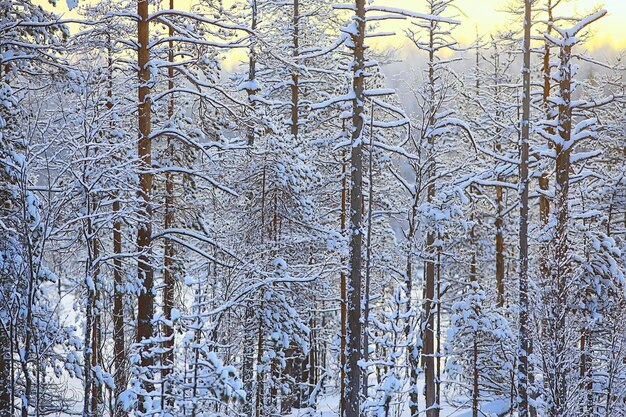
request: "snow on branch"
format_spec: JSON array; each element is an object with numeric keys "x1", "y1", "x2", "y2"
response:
[
  {"x1": 332, "y1": 4, "x2": 460, "y2": 25},
  {"x1": 546, "y1": 9, "x2": 607, "y2": 46},
  {"x1": 310, "y1": 92, "x2": 356, "y2": 110},
  {"x1": 152, "y1": 228, "x2": 239, "y2": 261},
  {"x1": 364, "y1": 6, "x2": 460, "y2": 25},
  {"x1": 148, "y1": 9, "x2": 253, "y2": 33},
  {"x1": 152, "y1": 167, "x2": 237, "y2": 196}
]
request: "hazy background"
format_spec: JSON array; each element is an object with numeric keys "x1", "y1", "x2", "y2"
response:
[
  {"x1": 36, "y1": 0, "x2": 626, "y2": 111},
  {"x1": 38, "y1": 0, "x2": 626, "y2": 51}
]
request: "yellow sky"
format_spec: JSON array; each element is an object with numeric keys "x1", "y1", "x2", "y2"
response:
[
  {"x1": 452, "y1": 0, "x2": 626, "y2": 50},
  {"x1": 37, "y1": 0, "x2": 626, "y2": 52},
  {"x1": 379, "y1": 0, "x2": 626, "y2": 51}
]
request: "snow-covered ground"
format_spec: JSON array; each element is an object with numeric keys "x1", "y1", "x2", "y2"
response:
[
  {"x1": 286, "y1": 376, "x2": 510, "y2": 417},
  {"x1": 288, "y1": 393, "x2": 509, "y2": 417}
]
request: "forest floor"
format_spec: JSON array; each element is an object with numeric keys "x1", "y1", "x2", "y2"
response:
[{"x1": 287, "y1": 377, "x2": 510, "y2": 417}]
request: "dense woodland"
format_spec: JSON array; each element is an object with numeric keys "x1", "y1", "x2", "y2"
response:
[{"x1": 1, "y1": 0, "x2": 625, "y2": 416}]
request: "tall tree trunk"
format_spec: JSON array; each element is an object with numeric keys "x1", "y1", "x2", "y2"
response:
[
  {"x1": 579, "y1": 329, "x2": 592, "y2": 416},
  {"x1": 255, "y1": 312, "x2": 264, "y2": 417},
  {"x1": 345, "y1": 1, "x2": 365, "y2": 416},
  {"x1": 136, "y1": 0, "x2": 155, "y2": 409},
  {"x1": 551, "y1": 40, "x2": 573, "y2": 417},
  {"x1": 83, "y1": 269, "x2": 93, "y2": 417},
  {"x1": 161, "y1": 0, "x2": 175, "y2": 408},
  {"x1": 492, "y1": 41, "x2": 506, "y2": 309},
  {"x1": 241, "y1": 307, "x2": 255, "y2": 417},
  {"x1": 472, "y1": 327, "x2": 479, "y2": 417},
  {"x1": 0, "y1": 326, "x2": 9, "y2": 417},
  {"x1": 362, "y1": 102, "x2": 375, "y2": 399},
  {"x1": 469, "y1": 221, "x2": 479, "y2": 417},
  {"x1": 536, "y1": 5, "x2": 555, "y2": 411},
  {"x1": 20, "y1": 222, "x2": 35, "y2": 417},
  {"x1": 290, "y1": 0, "x2": 299, "y2": 140},
  {"x1": 112, "y1": 195, "x2": 126, "y2": 417},
  {"x1": 91, "y1": 231, "x2": 101, "y2": 417},
  {"x1": 339, "y1": 145, "x2": 347, "y2": 417},
  {"x1": 108, "y1": 37, "x2": 127, "y2": 416},
  {"x1": 308, "y1": 317, "x2": 316, "y2": 398},
  {"x1": 254, "y1": 162, "x2": 269, "y2": 417},
  {"x1": 542, "y1": 0, "x2": 554, "y2": 116},
  {"x1": 495, "y1": 178, "x2": 505, "y2": 307},
  {"x1": 83, "y1": 157, "x2": 98, "y2": 417},
  {"x1": 435, "y1": 248, "x2": 442, "y2": 408},
  {"x1": 406, "y1": 192, "x2": 420, "y2": 417},
  {"x1": 0, "y1": 56, "x2": 13, "y2": 417},
  {"x1": 283, "y1": 13, "x2": 301, "y2": 392},
  {"x1": 518, "y1": 1, "x2": 532, "y2": 417},
  {"x1": 245, "y1": 0, "x2": 258, "y2": 146},
  {"x1": 423, "y1": 16, "x2": 438, "y2": 417}
]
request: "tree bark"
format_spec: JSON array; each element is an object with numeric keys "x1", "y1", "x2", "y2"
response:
[
  {"x1": 161, "y1": 0, "x2": 175, "y2": 408},
  {"x1": 345, "y1": 1, "x2": 366, "y2": 416},
  {"x1": 470, "y1": 224, "x2": 478, "y2": 417},
  {"x1": 423, "y1": 13, "x2": 438, "y2": 417},
  {"x1": 536, "y1": 6, "x2": 555, "y2": 412},
  {"x1": 362, "y1": 102, "x2": 375, "y2": 399},
  {"x1": 112, "y1": 196, "x2": 126, "y2": 417},
  {"x1": 550, "y1": 40, "x2": 573, "y2": 417},
  {"x1": 340, "y1": 146, "x2": 347, "y2": 417},
  {"x1": 0, "y1": 326, "x2": 9, "y2": 417},
  {"x1": 136, "y1": 0, "x2": 154, "y2": 409},
  {"x1": 405, "y1": 178, "x2": 420, "y2": 417},
  {"x1": 108, "y1": 37, "x2": 127, "y2": 416},
  {"x1": 245, "y1": 0, "x2": 258, "y2": 146},
  {"x1": 517, "y1": 1, "x2": 532, "y2": 416},
  {"x1": 495, "y1": 180, "x2": 505, "y2": 307},
  {"x1": 241, "y1": 307, "x2": 254, "y2": 417},
  {"x1": 290, "y1": 0, "x2": 299, "y2": 140},
  {"x1": 255, "y1": 312, "x2": 264, "y2": 417},
  {"x1": 91, "y1": 230, "x2": 101, "y2": 417}
]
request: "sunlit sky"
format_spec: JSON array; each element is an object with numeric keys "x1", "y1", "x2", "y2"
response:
[{"x1": 37, "y1": 0, "x2": 626, "y2": 55}]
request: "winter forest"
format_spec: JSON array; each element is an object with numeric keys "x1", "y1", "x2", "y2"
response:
[{"x1": 2, "y1": 0, "x2": 626, "y2": 416}]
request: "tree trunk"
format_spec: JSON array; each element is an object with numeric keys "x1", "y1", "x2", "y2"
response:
[
  {"x1": 492, "y1": 41, "x2": 506, "y2": 309},
  {"x1": 290, "y1": 0, "x2": 299, "y2": 140},
  {"x1": 551, "y1": 41, "x2": 573, "y2": 417},
  {"x1": 406, "y1": 192, "x2": 420, "y2": 417},
  {"x1": 83, "y1": 274, "x2": 93, "y2": 417},
  {"x1": 83, "y1": 166, "x2": 98, "y2": 417},
  {"x1": 470, "y1": 224, "x2": 478, "y2": 417},
  {"x1": 241, "y1": 307, "x2": 255, "y2": 417},
  {"x1": 112, "y1": 196, "x2": 126, "y2": 417},
  {"x1": 245, "y1": 0, "x2": 258, "y2": 146},
  {"x1": 105, "y1": 37, "x2": 127, "y2": 417},
  {"x1": 345, "y1": 1, "x2": 366, "y2": 416},
  {"x1": 537, "y1": 6, "x2": 554, "y2": 411},
  {"x1": 495, "y1": 181, "x2": 505, "y2": 307},
  {"x1": 340, "y1": 145, "x2": 347, "y2": 417},
  {"x1": 436, "y1": 248, "x2": 442, "y2": 408},
  {"x1": 0, "y1": 326, "x2": 10, "y2": 417},
  {"x1": 256, "y1": 313, "x2": 264, "y2": 417},
  {"x1": 161, "y1": 0, "x2": 175, "y2": 408},
  {"x1": 517, "y1": 1, "x2": 532, "y2": 416},
  {"x1": 423, "y1": 18, "x2": 438, "y2": 417},
  {"x1": 362, "y1": 102, "x2": 375, "y2": 399},
  {"x1": 472, "y1": 328, "x2": 479, "y2": 417},
  {"x1": 136, "y1": 0, "x2": 154, "y2": 409},
  {"x1": 91, "y1": 231, "x2": 101, "y2": 417},
  {"x1": 309, "y1": 317, "x2": 316, "y2": 398},
  {"x1": 579, "y1": 329, "x2": 593, "y2": 416}
]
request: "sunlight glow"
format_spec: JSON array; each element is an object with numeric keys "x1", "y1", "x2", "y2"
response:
[{"x1": 37, "y1": 0, "x2": 626, "y2": 61}]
